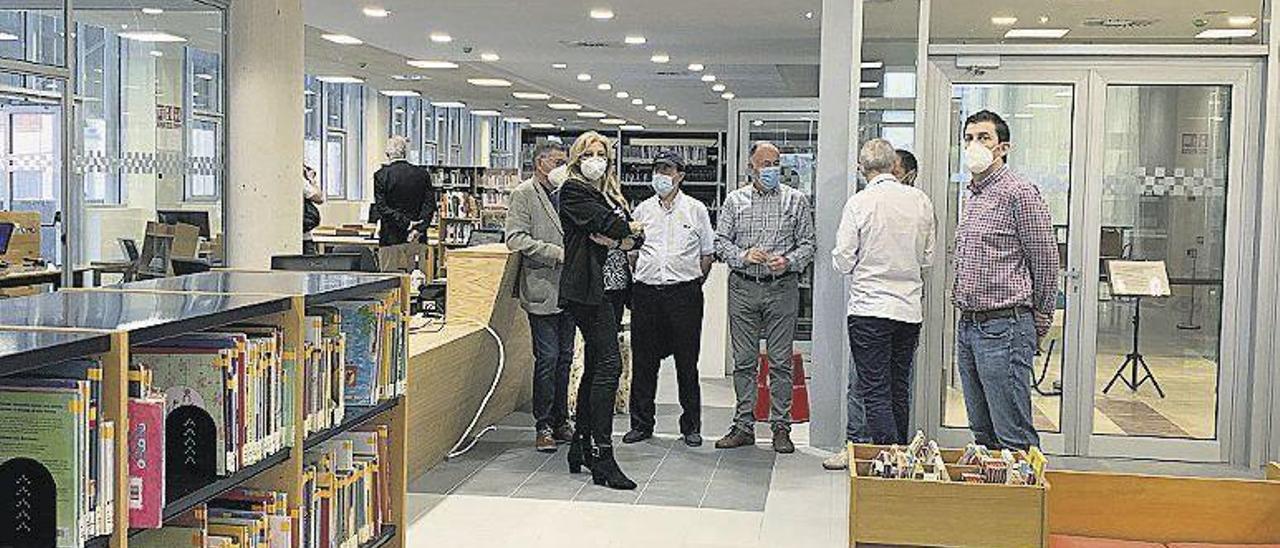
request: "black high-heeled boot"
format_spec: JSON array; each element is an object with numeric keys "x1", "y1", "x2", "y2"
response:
[
  {"x1": 567, "y1": 429, "x2": 594, "y2": 474},
  {"x1": 590, "y1": 445, "x2": 636, "y2": 490}
]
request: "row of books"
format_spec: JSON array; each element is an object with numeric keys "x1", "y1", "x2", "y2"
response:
[
  {"x1": 441, "y1": 191, "x2": 481, "y2": 221},
  {"x1": 0, "y1": 360, "x2": 115, "y2": 547},
  {"x1": 477, "y1": 168, "x2": 519, "y2": 192},
  {"x1": 130, "y1": 488, "x2": 291, "y2": 547},
  {"x1": 621, "y1": 144, "x2": 711, "y2": 166},
  {"x1": 302, "y1": 299, "x2": 408, "y2": 436},
  {"x1": 302, "y1": 426, "x2": 393, "y2": 548}
]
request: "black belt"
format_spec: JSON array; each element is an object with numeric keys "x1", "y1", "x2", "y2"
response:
[
  {"x1": 960, "y1": 306, "x2": 1031, "y2": 323},
  {"x1": 636, "y1": 279, "x2": 701, "y2": 291},
  {"x1": 731, "y1": 270, "x2": 796, "y2": 284}
]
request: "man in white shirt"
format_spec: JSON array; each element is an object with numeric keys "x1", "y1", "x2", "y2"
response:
[
  {"x1": 623, "y1": 151, "x2": 716, "y2": 448},
  {"x1": 824, "y1": 139, "x2": 936, "y2": 469}
]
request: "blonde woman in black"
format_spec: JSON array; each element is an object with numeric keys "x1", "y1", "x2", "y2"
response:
[{"x1": 557, "y1": 131, "x2": 642, "y2": 490}]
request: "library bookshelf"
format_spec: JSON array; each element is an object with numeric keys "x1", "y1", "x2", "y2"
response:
[{"x1": 0, "y1": 271, "x2": 411, "y2": 548}]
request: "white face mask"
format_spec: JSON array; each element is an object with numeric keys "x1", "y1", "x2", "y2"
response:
[
  {"x1": 581, "y1": 156, "x2": 609, "y2": 181},
  {"x1": 651, "y1": 173, "x2": 675, "y2": 197},
  {"x1": 964, "y1": 142, "x2": 996, "y2": 174},
  {"x1": 548, "y1": 165, "x2": 569, "y2": 188}
]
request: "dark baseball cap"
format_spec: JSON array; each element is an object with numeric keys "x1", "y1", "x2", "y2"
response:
[{"x1": 653, "y1": 151, "x2": 686, "y2": 171}]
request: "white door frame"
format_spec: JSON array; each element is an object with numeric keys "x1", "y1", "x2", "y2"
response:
[{"x1": 920, "y1": 55, "x2": 1262, "y2": 465}]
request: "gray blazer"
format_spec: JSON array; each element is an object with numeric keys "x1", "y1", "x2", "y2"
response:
[{"x1": 505, "y1": 178, "x2": 565, "y2": 315}]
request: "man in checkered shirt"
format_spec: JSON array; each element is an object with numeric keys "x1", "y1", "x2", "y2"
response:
[{"x1": 953, "y1": 110, "x2": 1059, "y2": 452}]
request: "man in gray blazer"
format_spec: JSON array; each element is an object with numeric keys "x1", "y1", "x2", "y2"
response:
[{"x1": 506, "y1": 141, "x2": 574, "y2": 452}]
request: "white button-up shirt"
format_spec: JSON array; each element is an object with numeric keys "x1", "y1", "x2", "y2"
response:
[
  {"x1": 633, "y1": 191, "x2": 716, "y2": 285},
  {"x1": 832, "y1": 174, "x2": 937, "y2": 323}
]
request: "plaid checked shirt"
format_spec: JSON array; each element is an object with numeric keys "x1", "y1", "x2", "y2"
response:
[
  {"x1": 952, "y1": 165, "x2": 1060, "y2": 335},
  {"x1": 715, "y1": 183, "x2": 816, "y2": 277}
]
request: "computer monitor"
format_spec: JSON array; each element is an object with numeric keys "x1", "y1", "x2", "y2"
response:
[
  {"x1": 157, "y1": 210, "x2": 212, "y2": 238},
  {"x1": 467, "y1": 228, "x2": 504, "y2": 247},
  {"x1": 0, "y1": 222, "x2": 15, "y2": 255}
]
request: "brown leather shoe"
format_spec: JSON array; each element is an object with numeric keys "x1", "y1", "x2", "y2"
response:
[
  {"x1": 536, "y1": 429, "x2": 557, "y2": 453},
  {"x1": 772, "y1": 428, "x2": 795, "y2": 454},
  {"x1": 714, "y1": 428, "x2": 755, "y2": 449},
  {"x1": 552, "y1": 424, "x2": 575, "y2": 444}
]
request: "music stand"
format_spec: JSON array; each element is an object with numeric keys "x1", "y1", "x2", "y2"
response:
[{"x1": 1102, "y1": 260, "x2": 1171, "y2": 398}]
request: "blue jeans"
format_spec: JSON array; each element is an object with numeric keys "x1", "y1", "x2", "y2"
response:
[
  {"x1": 956, "y1": 313, "x2": 1041, "y2": 451},
  {"x1": 848, "y1": 316, "x2": 921, "y2": 445},
  {"x1": 529, "y1": 311, "x2": 575, "y2": 432}
]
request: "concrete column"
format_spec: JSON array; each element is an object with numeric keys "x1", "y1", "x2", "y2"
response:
[
  {"x1": 810, "y1": 0, "x2": 863, "y2": 451},
  {"x1": 226, "y1": 0, "x2": 304, "y2": 268}
]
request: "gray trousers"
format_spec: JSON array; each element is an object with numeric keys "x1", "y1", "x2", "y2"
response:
[{"x1": 728, "y1": 273, "x2": 800, "y2": 433}]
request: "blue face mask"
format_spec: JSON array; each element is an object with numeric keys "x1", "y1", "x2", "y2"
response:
[
  {"x1": 651, "y1": 173, "x2": 675, "y2": 197},
  {"x1": 757, "y1": 166, "x2": 782, "y2": 190}
]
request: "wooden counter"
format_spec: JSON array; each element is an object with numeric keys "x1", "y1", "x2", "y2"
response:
[{"x1": 406, "y1": 243, "x2": 533, "y2": 477}]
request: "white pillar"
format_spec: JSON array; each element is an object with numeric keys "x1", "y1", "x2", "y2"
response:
[
  {"x1": 810, "y1": 0, "x2": 863, "y2": 451},
  {"x1": 226, "y1": 0, "x2": 305, "y2": 268}
]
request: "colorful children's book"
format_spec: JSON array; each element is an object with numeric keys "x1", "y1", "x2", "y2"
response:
[
  {"x1": 0, "y1": 381, "x2": 88, "y2": 548},
  {"x1": 128, "y1": 397, "x2": 166, "y2": 529}
]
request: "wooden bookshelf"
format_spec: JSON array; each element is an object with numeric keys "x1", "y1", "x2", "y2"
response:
[{"x1": 0, "y1": 272, "x2": 412, "y2": 548}]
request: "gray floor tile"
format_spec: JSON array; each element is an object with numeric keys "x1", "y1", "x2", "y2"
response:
[
  {"x1": 702, "y1": 471, "x2": 770, "y2": 512},
  {"x1": 485, "y1": 447, "x2": 555, "y2": 473},
  {"x1": 451, "y1": 469, "x2": 533, "y2": 497},
  {"x1": 573, "y1": 482, "x2": 642, "y2": 504},
  {"x1": 408, "y1": 460, "x2": 484, "y2": 494},
  {"x1": 511, "y1": 470, "x2": 589, "y2": 501},
  {"x1": 637, "y1": 479, "x2": 707, "y2": 508}
]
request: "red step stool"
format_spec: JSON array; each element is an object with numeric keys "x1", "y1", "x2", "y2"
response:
[{"x1": 753, "y1": 350, "x2": 810, "y2": 423}]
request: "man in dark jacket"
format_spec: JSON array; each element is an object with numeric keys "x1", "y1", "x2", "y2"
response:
[{"x1": 374, "y1": 136, "x2": 436, "y2": 246}]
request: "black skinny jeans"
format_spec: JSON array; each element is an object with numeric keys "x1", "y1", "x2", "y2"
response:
[{"x1": 566, "y1": 301, "x2": 624, "y2": 447}]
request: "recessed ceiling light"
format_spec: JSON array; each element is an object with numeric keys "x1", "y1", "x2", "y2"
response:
[
  {"x1": 1039, "y1": 15, "x2": 1050, "y2": 24},
  {"x1": 577, "y1": 111, "x2": 607, "y2": 118},
  {"x1": 529, "y1": 123, "x2": 556, "y2": 129},
  {"x1": 380, "y1": 90, "x2": 421, "y2": 97},
  {"x1": 407, "y1": 60, "x2": 458, "y2": 69},
  {"x1": 0, "y1": 32, "x2": 16, "y2": 41},
  {"x1": 597, "y1": 83, "x2": 613, "y2": 91},
  {"x1": 317, "y1": 76, "x2": 364, "y2": 84},
  {"x1": 432, "y1": 101, "x2": 467, "y2": 108},
  {"x1": 676, "y1": 119, "x2": 687, "y2": 125},
  {"x1": 468, "y1": 78, "x2": 512, "y2": 87},
  {"x1": 363, "y1": 6, "x2": 390, "y2": 18},
  {"x1": 991, "y1": 16, "x2": 1019, "y2": 26},
  {"x1": 1004, "y1": 28, "x2": 1070, "y2": 39},
  {"x1": 141, "y1": 7, "x2": 164, "y2": 15},
  {"x1": 1196, "y1": 28, "x2": 1257, "y2": 39},
  {"x1": 601, "y1": 118, "x2": 627, "y2": 125},
  {"x1": 687, "y1": 63, "x2": 705, "y2": 72},
  {"x1": 390, "y1": 74, "x2": 426, "y2": 81},
  {"x1": 632, "y1": 98, "x2": 644, "y2": 105},
  {"x1": 860, "y1": 61, "x2": 884, "y2": 69},
  {"x1": 615, "y1": 91, "x2": 630, "y2": 99},
  {"x1": 552, "y1": 62, "x2": 568, "y2": 69},
  {"x1": 625, "y1": 35, "x2": 647, "y2": 45},
  {"x1": 804, "y1": 11, "x2": 814, "y2": 19},
  {"x1": 118, "y1": 31, "x2": 187, "y2": 42},
  {"x1": 651, "y1": 53, "x2": 670, "y2": 63},
  {"x1": 701, "y1": 74, "x2": 717, "y2": 82},
  {"x1": 657, "y1": 110, "x2": 669, "y2": 116},
  {"x1": 577, "y1": 73, "x2": 593, "y2": 81},
  {"x1": 752, "y1": 120, "x2": 764, "y2": 127},
  {"x1": 645, "y1": 105, "x2": 657, "y2": 111},
  {"x1": 721, "y1": 92, "x2": 736, "y2": 100},
  {"x1": 1228, "y1": 15, "x2": 1258, "y2": 27},
  {"x1": 480, "y1": 52, "x2": 501, "y2": 62},
  {"x1": 322, "y1": 34, "x2": 364, "y2": 45},
  {"x1": 513, "y1": 91, "x2": 551, "y2": 100},
  {"x1": 429, "y1": 32, "x2": 453, "y2": 43},
  {"x1": 590, "y1": 8, "x2": 615, "y2": 20},
  {"x1": 859, "y1": 81, "x2": 879, "y2": 89},
  {"x1": 666, "y1": 114, "x2": 678, "y2": 121},
  {"x1": 712, "y1": 83, "x2": 726, "y2": 92},
  {"x1": 149, "y1": 50, "x2": 163, "y2": 57},
  {"x1": 619, "y1": 124, "x2": 645, "y2": 131},
  {"x1": 472, "y1": 110, "x2": 502, "y2": 117},
  {"x1": 505, "y1": 117, "x2": 530, "y2": 123},
  {"x1": 549, "y1": 103, "x2": 583, "y2": 110}
]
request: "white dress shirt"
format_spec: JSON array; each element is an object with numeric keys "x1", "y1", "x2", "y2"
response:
[
  {"x1": 633, "y1": 191, "x2": 716, "y2": 285},
  {"x1": 832, "y1": 174, "x2": 937, "y2": 323}
]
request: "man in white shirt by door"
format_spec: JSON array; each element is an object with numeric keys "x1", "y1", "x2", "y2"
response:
[
  {"x1": 623, "y1": 151, "x2": 716, "y2": 448},
  {"x1": 824, "y1": 139, "x2": 936, "y2": 470}
]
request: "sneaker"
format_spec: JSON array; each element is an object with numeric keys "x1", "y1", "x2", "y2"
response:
[
  {"x1": 683, "y1": 433, "x2": 703, "y2": 447},
  {"x1": 536, "y1": 429, "x2": 557, "y2": 453},
  {"x1": 822, "y1": 448, "x2": 849, "y2": 471},
  {"x1": 552, "y1": 424, "x2": 575, "y2": 444},
  {"x1": 622, "y1": 429, "x2": 652, "y2": 444},
  {"x1": 772, "y1": 428, "x2": 795, "y2": 454},
  {"x1": 714, "y1": 428, "x2": 755, "y2": 449}
]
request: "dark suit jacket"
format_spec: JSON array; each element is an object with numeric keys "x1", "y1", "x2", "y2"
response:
[
  {"x1": 374, "y1": 160, "x2": 437, "y2": 246},
  {"x1": 558, "y1": 178, "x2": 633, "y2": 307}
]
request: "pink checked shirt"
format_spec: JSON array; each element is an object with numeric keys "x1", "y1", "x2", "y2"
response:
[{"x1": 952, "y1": 165, "x2": 1060, "y2": 335}]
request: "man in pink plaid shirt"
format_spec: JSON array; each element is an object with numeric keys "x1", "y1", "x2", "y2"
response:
[{"x1": 953, "y1": 110, "x2": 1059, "y2": 451}]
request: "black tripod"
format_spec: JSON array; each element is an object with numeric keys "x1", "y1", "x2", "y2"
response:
[{"x1": 1103, "y1": 296, "x2": 1165, "y2": 398}]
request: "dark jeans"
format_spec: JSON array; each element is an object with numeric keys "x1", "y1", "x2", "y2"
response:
[
  {"x1": 302, "y1": 238, "x2": 318, "y2": 256},
  {"x1": 629, "y1": 281, "x2": 703, "y2": 435},
  {"x1": 605, "y1": 288, "x2": 629, "y2": 332},
  {"x1": 847, "y1": 316, "x2": 921, "y2": 445},
  {"x1": 566, "y1": 302, "x2": 623, "y2": 447},
  {"x1": 529, "y1": 311, "x2": 575, "y2": 432},
  {"x1": 956, "y1": 312, "x2": 1041, "y2": 451}
]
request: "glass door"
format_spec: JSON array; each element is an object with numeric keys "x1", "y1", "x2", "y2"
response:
[{"x1": 0, "y1": 74, "x2": 65, "y2": 268}]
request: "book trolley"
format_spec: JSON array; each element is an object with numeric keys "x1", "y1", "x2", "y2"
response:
[{"x1": 0, "y1": 271, "x2": 411, "y2": 548}]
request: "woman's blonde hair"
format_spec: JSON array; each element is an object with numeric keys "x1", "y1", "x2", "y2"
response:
[{"x1": 568, "y1": 131, "x2": 628, "y2": 212}]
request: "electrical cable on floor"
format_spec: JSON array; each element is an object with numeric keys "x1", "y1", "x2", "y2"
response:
[
  {"x1": 445, "y1": 320, "x2": 505, "y2": 460},
  {"x1": 1033, "y1": 339, "x2": 1063, "y2": 397}
]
